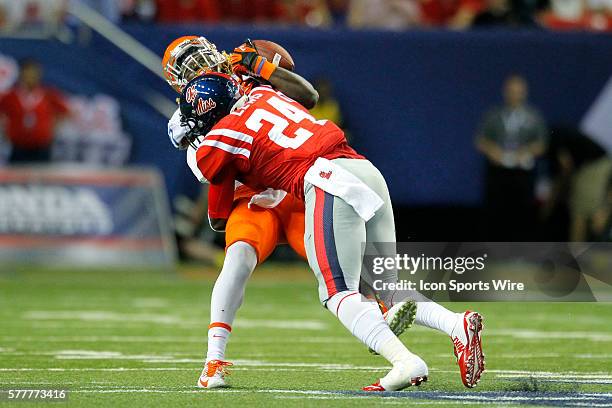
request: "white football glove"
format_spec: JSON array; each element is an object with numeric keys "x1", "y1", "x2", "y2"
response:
[
  {"x1": 168, "y1": 108, "x2": 190, "y2": 150},
  {"x1": 248, "y1": 188, "x2": 287, "y2": 209}
]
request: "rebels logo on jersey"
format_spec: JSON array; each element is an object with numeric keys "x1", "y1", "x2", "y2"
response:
[{"x1": 189, "y1": 86, "x2": 362, "y2": 198}]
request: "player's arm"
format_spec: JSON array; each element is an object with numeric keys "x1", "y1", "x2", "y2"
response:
[
  {"x1": 186, "y1": 130, "x2": 250, "y2": 229},
  {"x1": 230, "y1": 41, "x2": 319, "y2": 109},
  {"x1": 267, "y1": 68, "x2": 318, "y2": 109},
  {"x1": 207, "y1": 172, "x2": 236, "y2": 232}
]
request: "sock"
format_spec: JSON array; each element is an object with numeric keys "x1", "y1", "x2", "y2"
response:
[
  {"x1": 415, "y1": 300, "x2": 460, "y2": 337},
  {"x1": 393, "y1": 289, "x2": 460, "y2": 337},
  {"x1": 206, "y1": 323, "x2": 231, "y2": 362},
  {"x1": 326, "y1": 291, "x2": 412, "y2": 360},
  {"x1": 205, "y1": 241, "x2": 258, "y2": 362}
]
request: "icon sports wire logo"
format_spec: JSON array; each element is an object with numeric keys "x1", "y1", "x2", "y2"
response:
[{"x1": 371, "y1": 253, "x2": 487, "y2": 275}]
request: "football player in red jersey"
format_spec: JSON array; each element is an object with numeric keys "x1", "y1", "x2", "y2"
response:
[
  {"x1": 163, "y1": 36, "x2": 312, "y2": 389},
  {"x1": 163, "y1": 36, "x2": 419, "y2": 389},
  {"x1": 178, "y1": 72, "x2": 483, "y2": 391}
]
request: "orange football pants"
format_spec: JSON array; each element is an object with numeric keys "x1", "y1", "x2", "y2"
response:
[{"x1": 224, "y1": 194, "x2": 307, "y2": 263}]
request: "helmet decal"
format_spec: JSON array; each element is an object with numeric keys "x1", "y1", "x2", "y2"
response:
[
  {"x1": 196, "y1": 98, "x2": 217, "y2": 116},
  {"x1": 185, "y1": 85, "x2": 197, "y2": 104},
  {"x1": 178, "y1": 74, "x2": 242, "y2": 146}
]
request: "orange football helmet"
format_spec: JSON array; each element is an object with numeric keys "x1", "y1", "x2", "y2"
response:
[{"x1": 162, "y1": 36, "x2": 230, "y2": 93}]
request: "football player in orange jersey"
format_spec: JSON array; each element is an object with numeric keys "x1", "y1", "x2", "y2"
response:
[
  {"x1": 163, "y1": 36, "x2": 313, "y2": 389},
  {"x1": 162, "y1": 36, "x2": 418, "y2": 389}
]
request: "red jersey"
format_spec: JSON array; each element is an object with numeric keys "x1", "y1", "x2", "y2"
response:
[
  {"x1": 193, "y1": 86, "x2": 363, "y2": 204},
  {"x1": 0, "y1": 86, "x2": 68, "y2": 149}
]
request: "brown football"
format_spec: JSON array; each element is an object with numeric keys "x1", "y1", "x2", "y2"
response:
[{"x1": 252, "y1": 39, "x2": 295, "y2": 71}]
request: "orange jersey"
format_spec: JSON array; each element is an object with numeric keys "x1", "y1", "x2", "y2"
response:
[
  {"x1": 206, "y1": 172, "x2": 305, "y2": 262},
  {"x1": 225, "y1": 194, "x2": 306, "y2": 262}
]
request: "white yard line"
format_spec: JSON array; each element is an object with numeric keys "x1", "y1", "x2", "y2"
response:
[
  {"x1": 20, "y1": 311, "x2": 327, "y2": 330},
  {"x1": 1, "y1": 364, "x2": 612, "y2": 380},
  {"x1": 130, "y1": 298, "x2": 169, "y2": 308},
  {"x1": 539, "y1": 379, "x2": 612, "y2": 384},
  {"x1": 23, "y1": 311, "x2": 183, "y2": 324},
  {"x1": 0, "y1": 335, "x2": 206, "y2": 343},
  {"x1": 488, "y1": 329, "x2": 612, "y2": 342},
  {"x1": 0, "y1": 335, "x2": 347, "y2": 343}
]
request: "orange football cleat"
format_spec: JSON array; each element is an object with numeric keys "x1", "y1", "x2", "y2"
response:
[{"x1": 197, "y1": 359, "x2": 233, "y2": 389}]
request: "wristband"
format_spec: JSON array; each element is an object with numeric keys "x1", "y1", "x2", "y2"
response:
[{"x1": 252, "y1": 56, "x2": 276, "y2": 81}]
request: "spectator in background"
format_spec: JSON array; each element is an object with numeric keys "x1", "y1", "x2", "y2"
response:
[
  {"x1": 0, "y1": 59, "x2": 69, "y2": 163},
  {"x1": 74, "y1": 0, "x2": 120, "y2": 22},
  {"x1": 212, "y1": 0, "x2": 288, "y2": 23},
  {"x1": 309, "y1": 78, "x2": 347, "y2": 134},
  {"x1": 419, "y1": 0, "x2": 484, "y2": 28},
  {"x1": 0, "y1": 0, "x2": 66, "y2": 30},
  {"x1": 326, "y1": 0, "x2": 349, "y2": 25},
  {"x1": 591, "y1": 176, "x2": 612, "y2": 241},
  {"x1": 512, "y1": 0, "x2": 549, "y2": 24},
  {"x1": 120, "y1": 0, "x2": 156, "y2": 22},
  {"x1": 288, "y1": 0, "x2": 337, "y2": 27},
  {"x1": 156, "y1": 0, "x2": 221, "y2": 23},
  {"x1": 472, "y1": 0, "x2": 544, "y2": 26},
  {"x1": 541, "y1": 0, "x2": 612, "y2": 31},
  {"x1": 545, "y1": 129, "x2": 611, "y2": 241},
  {"x1": 472, "y1": 0, "x2": 514, "y2": 25},
  {"x1": 348, "y1": 0, "x2": 421, "y2": 29},
  {"x1": 309, "y1": 78, "x2": 343, "y2": 124},
  {"x1": 476, "y1": 74, "x2": 548, "y2": 240}
]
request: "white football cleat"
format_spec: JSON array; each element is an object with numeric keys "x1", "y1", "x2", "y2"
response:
[
  {"x1": 363, "y1": 354, "x2": 428, "y2": 391},
  {"x1": 197, "y1": 359, "x2": 233, "y2": 389},
  {"x1": 451, "y1": 311, "x2": 485, "y2": 388},
  {"x1": 370, "y1": 300, "x2": 417, "y2": 355}
]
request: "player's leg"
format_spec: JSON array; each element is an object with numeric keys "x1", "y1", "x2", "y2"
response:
[
  {"x1": 277, "y1": 194, "x2": 308, "y2": 260},
  {"x1": 363, "y1": 176, "x2": 485, "y2": 388},
  {"x1": 304, "y1": 184, "x2": 427, "y2": 391},
  {"x1": 199, "y1": 199, "x2": 280, "y2": 389},
  {"x1": 330, "y1": 159, "x2": 416, "y2": 337},
  {"x1": 333, "y1": 158, "x2": 485, "y2": 388}
]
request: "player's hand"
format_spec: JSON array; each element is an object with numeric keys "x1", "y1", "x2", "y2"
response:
[
  {"x1": 229, "y1": 39, "x2": 276, "y2": 81},
  {"x1": 168, "y1": 108, "x2": 190, "y2": 150},
  {"x1": 229, "y1": 39, "x2": 259, "y2": 72}
]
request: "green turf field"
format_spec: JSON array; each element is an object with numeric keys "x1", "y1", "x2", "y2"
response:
[{"x1": 1, "y1": 265, "x2": 611, "y2": 407}]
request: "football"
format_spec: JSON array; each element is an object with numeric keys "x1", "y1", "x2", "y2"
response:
[{"x1": 252, "y1": 39, "x2": 295, "y2": 71}]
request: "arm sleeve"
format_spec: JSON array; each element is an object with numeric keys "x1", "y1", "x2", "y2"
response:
[{"x1": 207, "y1": 174, "x2": 235, "y2": 220}]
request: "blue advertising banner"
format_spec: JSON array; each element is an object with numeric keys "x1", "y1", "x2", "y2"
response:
[{"x1": 0, "y1": 166, "x2": 176, "y2": 267}]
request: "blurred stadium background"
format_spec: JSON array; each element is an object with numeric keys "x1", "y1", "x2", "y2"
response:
[{"x1": 1, "y1": 1, "x2": 612, "y2": 267}]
